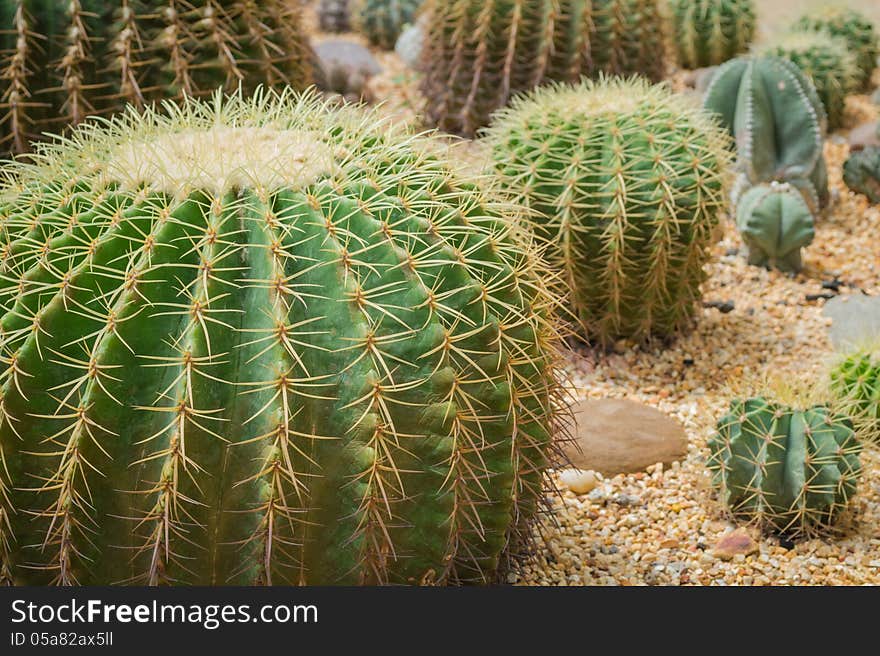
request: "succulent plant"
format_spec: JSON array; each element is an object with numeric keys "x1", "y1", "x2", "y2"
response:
[
  {"x1": 353, "y1": 0, "x2": 421, "y2": 50},
  {"x1": 763, "y1": 30, "x2": 859, "y2": 130},
  {"x1": 794, "y1": 6, "x2": 879, "y2": 92},
  {"x1": 830, "y1": 348, "x2": 880, "y2": 441},
  {"x1": 843, "y1": 145, "x2": 880, "y2": 204},
  {"x1": 0, "y1": 89, "x2": 569, "y2": 586},
  {"x1": 669, "y1": 0, "x2": 756, "y2": 69},
  {"x1": 319, "y1": 0, "x2": 352, "y2": 32},
  {"x1": 708, "y1": 396, "x2": 862, "y2": 537},
  {"x1": 395, "y1": 20, "x2": 424, "y2": 70},
  {"x1": 0, "y1": 0, "x2": 313, "y2": 155},
  {"x1": 485, "y1": 78, "x2": 731, "y2": 345},
  {"x1": 588, "y1": 0, "x2": 668, "y2": 82}
]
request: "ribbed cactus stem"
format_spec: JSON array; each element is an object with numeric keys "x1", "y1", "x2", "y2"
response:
[{"x1": 671, "y1": 0, "x2": 756, "y2": 69}]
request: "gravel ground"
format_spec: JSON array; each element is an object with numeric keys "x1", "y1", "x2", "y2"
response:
[{"x1": 305, "y1": 2, "x2": 880, "y2": 585}]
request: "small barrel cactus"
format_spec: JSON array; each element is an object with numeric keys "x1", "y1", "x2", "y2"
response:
[
  {"x1": 353, "y1": 0, "x2": 421, "y2": 50},
  {"x1": 763, "y1": 31, "x2": 859, "y2": 130},
  {"x1": 395, "y1": 20, "x2": 424, "y2": 70},
  {"x1": 319, "y1": 0, "x2": 352, "y2": 32},
  {"x1": 795, "y1": 6, "x2": 879, "y2": 92},
  {"x1": 669, "y1": 0, "x2": 756, "y2": 69},
  {"x1": 0, "y1": 0, "x2": 313, "y2": 154},
  {"x1": 485, "y1": 78, "x2": 731, "y2": 345},
  {"x1": 0, "y1": 89, "x2": 569, "y2": 586},
  {"x1": 708, "y1": 396, "x2": 862, "y2": 536},
  {"x1": 830, "y1": 348, "x2": 880, "y2": 441},
  {"x1": 843, "y1": 145, "x2": 880, "y2": 204}
]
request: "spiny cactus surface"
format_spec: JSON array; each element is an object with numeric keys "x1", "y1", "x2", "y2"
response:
[
  {"x1": 843, "y1": 145, "x2": 880, "y2": 204},
  {"x1": 830, "y1": 348, "x2": 880, "y2": 441},
  {"x1": 0, "y1": 0, "x2": 313, "y2": 154},
  {"x1": 354, "y1": 0, "x2": 421, "y2": 50},
  {"x1": 0, "y1": 89, "x2": 569, "y2": 586},
  {"x1": 795, "y1": 6, "x2": 879, "y2": 92},
  {"x1": 763, "y1": 31, "x2": 859, "y2": 130},
  {"x1": 670, "y1": 0, "x2": 756, "y2": 69},
  {"x1": 486, "y1": 78, "x2": 731, "y2": 345},
  {"x1": 708, "y1": 396, "x2": 862, "y2": 537}
]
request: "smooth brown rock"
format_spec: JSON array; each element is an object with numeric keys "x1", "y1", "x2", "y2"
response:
[
  {"x1": 713, "y1": 529, "x2": 759, "y2": 561},
  {"x1": 849, "y1": 121, "x2": 880, "y2": 152},
  {"x1": 564, "y1": 398, "x2": 687, "y2": 476}
]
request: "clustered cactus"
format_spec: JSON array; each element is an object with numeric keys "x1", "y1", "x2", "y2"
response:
[
  {"x1": 843, "y1": 145, "x2": 880, "y2": 204},
  {"x1": 0, "y1": 89, "x2": 568, "y2": 586},
  {"x1": 763, "y1": 30, "x2": 859, "y2": 130},
  {"x1": 669, "y1": 0, "x2": 756, "y2": 69},
  {"x1": 319, "y1": 0, "x2": 352, "y2": 32},
  {"x1": 708, "y1": 396, "x2": 862, "y2": 536},
  {"x1": 830, "y1": 348, "x2": 880, "y2": 441},
  {"x1": 0, "y1": 0, "x2": 313, "y2": 154},
  {"x1": 486, "y1": 78, "x2": 731, "y2": 345},
  {"x1": 704, "y1": 55, "x2": 829, "y2": 271},
  {"x1": 420, "y1": 0, "x2": 667, "y2": 137},
  {"x1": 795, "y1": 6, "x2": 879, "y2": 92},
  {"x1": 354, "y1": 0, "x2": 421, "y2": 50}
]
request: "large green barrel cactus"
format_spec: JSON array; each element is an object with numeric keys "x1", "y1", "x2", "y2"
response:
[
  {"x1": 354, "y1": 0, "x2": 421, "y2": 50},
  {"x1": 708, "y1": 396, "x2": 862, "y2": 536},
  {"x1": 830, "y1": 348, "x2": 880, "y2": 441},
  {"x1": 0, "y1": 89, "x2": 568, "y2": 586},
  {"x1": 485, "y1": 78, "x2": 731, "y2": 345},
  {"x1": 0, "y1": 0, "x2": 313, "y2": 154},
  {"x1": 795, "y1": 6, "x2": 879, "y2": 92},
  {"x1": 763, "y1": 31, "x2": 859, "y2": 130},
  {"x1": 669, "y1": 0, "x2": 756, "y2": 69},
  {"x1": 843, "y1": 145, "x2": 880, "y2": 204}
]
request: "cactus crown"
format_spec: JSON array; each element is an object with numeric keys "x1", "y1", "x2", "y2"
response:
[
  {"x1": 0, "y1": 89, "x2": 569, "y2": 585},
  {"x1": 486, "y1": 77, "x2": 732, "y2": 345}
]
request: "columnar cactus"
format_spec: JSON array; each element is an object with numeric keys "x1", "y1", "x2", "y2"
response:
[
  {"x1": 843, "y1": 145, "x2": 880, "y2": 204},
  {"x1": 669, "y1": 0, "x2": 756, "y2": 69},
  {"x1": 0, "y1": 89, "x2": 569, "y2": 586},
  {"x1": 708, "y1": 396, "x2": 862, "y2": 536},
  {"x1": 319, "y1": 0, "x2": 352, "y2": 33},
  {"x1": 830, "y1": 348, "x2": 880, "y2": 441},
  {"x1": 763, "y1": 31, "x2": 859, "y2": 130},
  {"x1": 0, "y1": 1, "x2": 313, "y2": 154},
  {"x1": 486, "y1": 78, "x2": 731, "y2": 345},
  {"x1": 704, "y1": 55, "x2": 830, "y2": 271},
  {"x1": 795, "y1": 6, "x2": 879, "y2": 92},
  {"x1": 354, "y1": 0, "x2": 421, "y2": 50}
]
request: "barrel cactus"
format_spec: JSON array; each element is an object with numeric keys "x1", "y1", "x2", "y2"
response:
[
  {"x1": 843, "y1": 145, "x2": 880, "y2": 204},
  {"x1": 354, "y1": 0, "x2": 421, "y2": 50},
  {"x1": 0, "y1": 89, "x2": 569, "y2": 586},
  {"x1": 669, "y1": 0, "x2": 756, "y2": 69},
  {"x1": 0, "y1": 0, "x2": 313, "y2": 154},
  {"x1": 485, "y1": 78, "x2": 731, "y2": 345},
  {"x1": 795, "y1": 6, "x2": 879, "y2": 92},
  {"x1": 763, "y1": 31, "x2": 859, "y2": 130},
  {"x1": 590, "y1": 0, "x2": 668, "y2": 82},
  {"x1": 708, "y1": 396, "x2": 862, "y2": 537},
  {"x1": 830, "y1": 348, "x2": 880, "y2": 441},
  {"x1": 319, "y1": 0, "x2": 352, "y2": 33}
]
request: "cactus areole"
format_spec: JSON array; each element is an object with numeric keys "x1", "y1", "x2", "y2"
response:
[{"x1": 0, "y1": 90, "x2": 568, "y2": 586}]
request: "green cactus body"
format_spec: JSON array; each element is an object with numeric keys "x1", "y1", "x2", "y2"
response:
[
  {"x1": 354, "y1": 0, "x2": 421, "y2": 50},
  {"x1": 763, "y1": 31, "x2": 859, "y2": 130},
  {"x1": 319, "y1": 0, "x2": 351, "y2": 32},
  {"x1": 830, "y1": 349, "x2": 880, "y2": 441},
  {"x1": 670, "y1": 0, "x2": 755, "y2": 69},
  {"x1": 0, "y1": 90, "x2": 567, "y2": 586},
  {"x1": 708, "y1": 397, "x2": 862, "y2": 536},
  {"x1": 795, "y1": 6, "x2": 879, "y2": 92},
  {"x1": 0, "y1": 1, "x2": 313, "y2": 154},
  {"x1": 486, "y1": 78, "x2": 731, "y2": 345},
  {"x1": 843, "y1": 145, "x2": 880, "y2": 204},
  {"x1": 589, "y1": 0, "x2": 667, "y2": 82}
]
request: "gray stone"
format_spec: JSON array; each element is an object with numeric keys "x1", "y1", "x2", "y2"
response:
[
  {"x1": 313, "y1": 39, "x2": 382, "y2": 101},
  {"x1": 823, "y1": 294, "x2": 880, "y2": 349},
  {"x1": 848, "y1": 121, "x2": 880, "y2": 152},
  {"x1": 564, "y1": 398, "x2": 687, "y2": 476}
]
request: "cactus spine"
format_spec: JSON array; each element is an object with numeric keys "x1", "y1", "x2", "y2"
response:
[
  {"x1": 670, "y1": 0, "x2": 756, "y2": 69},
  {"x1": 704, "y1": 55, "x2": 829, "y2": 271},
  {"x1": 843, "y1": 145, "x2": 880, "y2": 204},
  {"x1": 354, "y1": 0, "x2": 422, "y2": 50},
  {"x1": 708, "y1": 396, "x2": 862, "y2": 536},
  {"x1": 763, "y1": 31, "x2": 859, "y2": 131},
  {"x1": 830, "y1": 348, "x2": 880, "y2": 441},
  {"x1": 795, "y1": 6, "x2": 879, "y2": 92},
  {"x1": 486, "y1": 78, "x2": 731, "y2": 345},
  {"x1": 0, "y1": 1, "x2": 313, "y2": 154},
  {"x1": 0, "y1": 89, "x2": 568, "y2": 586}
]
